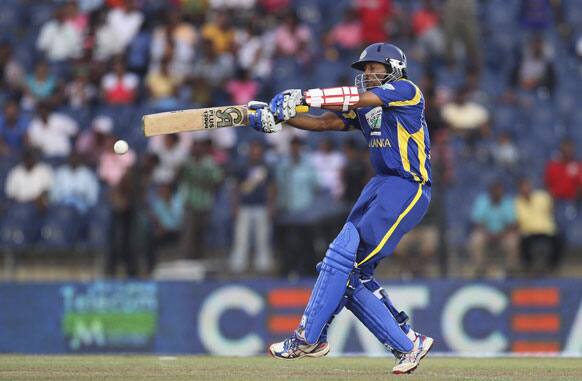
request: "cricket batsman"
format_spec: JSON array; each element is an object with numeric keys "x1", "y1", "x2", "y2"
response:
[{"x1": 247, "y1": 43, "x2": 433, "y2": 374}]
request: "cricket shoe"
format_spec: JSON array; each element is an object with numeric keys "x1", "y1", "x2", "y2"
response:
[
  {"x1": 392, "y1": 333, "x2": 434, "y2": 374},
  {"x1": 268, "y1": 332, "x2": 330, "y2": 360}
]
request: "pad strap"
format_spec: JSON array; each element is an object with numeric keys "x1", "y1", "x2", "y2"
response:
[{"x1": 304, "y1": 86, "x2": 360, "y2": 111}]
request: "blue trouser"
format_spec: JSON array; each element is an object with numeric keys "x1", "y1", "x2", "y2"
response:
[
  {"x1": 349, "y1": 175, "x2": 431, "y2": 274},
  {"x1": 298, "y1": 175, "x2": 431, "y2": 350}
]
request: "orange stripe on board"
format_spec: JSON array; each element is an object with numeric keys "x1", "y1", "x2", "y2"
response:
[
  {"x1": 512, "y1": 288, "x2": 559, "y2": 307},
  {"x1": 512, "y1": 341, "x2": 560, "y2": 353},
  {"x1": 268, "y1": 289, "x2": 311, "y2": 308},
  {"x1": 268, "y1": 315, "x2": 302, "y2": 334},
  {"x1": 512, "y1": 314, "x2": 560, "y2": 333}
]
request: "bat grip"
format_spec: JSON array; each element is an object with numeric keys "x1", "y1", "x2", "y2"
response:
[{"x1": 295, "y1": 105, "x2": 309, "y2": 113}]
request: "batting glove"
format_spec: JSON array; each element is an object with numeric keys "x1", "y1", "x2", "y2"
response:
[
  {"x1": 269, "y1": 89, "x2": 303, "y2": 122},
  {"x1": 247, "y1": 101, "x2": 282, "y2": 133}
]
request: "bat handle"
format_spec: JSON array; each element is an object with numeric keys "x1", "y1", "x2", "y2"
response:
[{"x1": 295, "y1": 105, "x2": 309, "y2": 113}]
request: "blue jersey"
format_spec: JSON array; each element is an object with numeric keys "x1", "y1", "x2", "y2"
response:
[{"x1": 339, "y1": 79, "x2": 432, "y2": 185}]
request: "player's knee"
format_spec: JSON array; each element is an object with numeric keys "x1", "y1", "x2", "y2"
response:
[{"x1": 323, "y1": 222, "x2": 360, "y2": 272}]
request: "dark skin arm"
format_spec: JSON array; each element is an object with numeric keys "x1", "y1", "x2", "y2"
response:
[{"x1": 285, "y1": 91, "x2": 383, "y2": 132}]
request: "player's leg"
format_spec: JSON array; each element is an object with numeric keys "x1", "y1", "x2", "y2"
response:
[
  {"x1": 268, "y1": 221, "x2": 360, "y2": 359},
  {"x1": 346, "y1": 274, "x2": 414, "y2": 353},
  {"x1": 348, "y1": 177, "x2": 433, "y2": 374},
  {"x1": 269, "y1": 178, "x2": 383, "y2": 360}
]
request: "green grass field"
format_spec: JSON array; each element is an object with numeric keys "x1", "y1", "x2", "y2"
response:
[{"x1": 1, "y1": 356, "x2": 581, "y2": 381}]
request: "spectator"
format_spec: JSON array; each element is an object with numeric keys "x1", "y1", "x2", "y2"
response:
[
  {"x1": 105, "y1": 0, "x2": 144, "y2": 54},
  {"x1": 98, "y1": 133, "x2": 136, "y2": 187},
  {"x1": 311, "y1": 138, "x2": 346, "y2": 200},
  {"x1": 191, "y1": 39, "x2": 234, "y2": 85},
  {"x1": 148, "y1": 133, "x2": 191, "y2": 184},
  {"x1": 260, "y1": 0, "x2": 289, "y2": 13},
  {"x1": 490, "y1": 132, "x2": 520, "y2": 169},
  {"x1": 442, "y1": 0, "x2": 480, "y2": 72},
  {"x1": 544, "y1": 138, "x2": 581, "y2": 201},
  {"x1": 126, "y1": 18, "x2": 152, "y2": 77},
  {"x1": 179, "y1": 140, "x2": 223, "y2": 259},
  {"x1": 146, "y1": 55, "x2": 181, "y2": 106},
  {"x1": 5, "y1": 149, "x2": 53, "y2": 206},
  {"x1": 0, "y1": 98, "x2": 29, "y2": 156},
  {"x1": 27, "y1": 102, "x2": 78, "y2": 158},
  {"x1": 510, "y1": 35, "x2": 556, "y2": 97},
  {"x1": 106, "y1": 160, "x2": 137, "y2": 277},
  {"x1": 519, "y1": 0, "x2": 554, "y2": 32},
  {"x1": 50, "y1": 151, "x2": 99, "y2": 214},
  {"x1": 22, "y1": 61, "x2": 58, "y2": 109},
  {"x1": 93, "y1": 8, "x2": 122, "y2": 61},
  {"x1": 395, "y1": 202, "x2": 439, "y2": 278},
  {"x1": 468, "y1": 181, "x2": 519, "y2": 277},
  {"x1": 420, "y1": 70, "x2": 446, "y2": 134},
  {"x1": 341, "y1": 138, "x2": 370, "y2": 204},
  {"x1": 147, "y1": 182, "x2": 184, "y2": 274},
  {"x1": 275, "y1": 137, "x2": 319, "y2": 277},
  {"x1": 235, "y1": 22, "x2": 275, "y2": 80},
  {"x1": 354, "y1": 0, "x2": 392, "y2": 43},
  {"x1": 441, "y1": 86, "x2": 490, "y2": 150},
  {"x1": 64, "y1": 0, "x2": 88, "y2": 34},
  {"x1": 150, "y1": 9, "x2": 197, "y2": 80},
  {"x1": 201, "y1": 12, "x2": 235, "y2": 54},
  {"x1": 0, "y1": 42, "x2": 24, "y2": 92},
  {"x1": 411, "y1": 0, "x2": 444, "y2": 62},
  {"x1": 105, "y1": 151, "x2": 156, "y2": 278},
  {"x1": 274, "y1": 12, "x2": 312, "y2": 62},
  {"x1": 101, "y1": 56, "x2": 140, "y2": 105},
  {"x1": 325, "y1": 8, "x2": 363, "y2": 54},
  {"x1": 65, "y1": 65, "x2": 97, "y2": 109},
  {"x1": 226, "y1": 68, "x2": 259, "y2": 105},
  {"x1": 515, "y1": 177, "x2": 561, "y2": 275},
  {"x1": 209, "y1": 0, "x2": 256, "y2": 9},
  {"x1": 36, "y1": 5, "x2": 82, "y2": 62},
  {"x1": 76, "y1": 115, "x2": 114, "y2": 167},
  {"x1": 229, "y1": 140, "x2": 275, "y2": 274}
]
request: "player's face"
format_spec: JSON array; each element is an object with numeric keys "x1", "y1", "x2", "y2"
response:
[
  {"x1": 363, "y1": 62, "x2": 389, "y2": 86},
  {"x1": 355, "y1": 62, "x2": 390, "y2": 91}
]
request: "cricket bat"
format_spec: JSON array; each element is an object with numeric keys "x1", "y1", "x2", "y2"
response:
[{"x1": 142, "y1": 105, "x2": 309, "y2": 137}]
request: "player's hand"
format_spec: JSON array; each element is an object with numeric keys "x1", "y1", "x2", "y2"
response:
[
  {"x1": 247, "y1": 101, "x2": 282, "y2": 133},
  {"x1": 269, "y1": 89, "x2": 303, "y2": 122}
]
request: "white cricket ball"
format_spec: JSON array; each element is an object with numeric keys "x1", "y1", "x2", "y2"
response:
[{"x1": 114, "y1": 139, "x2": 129, "y2": 155}]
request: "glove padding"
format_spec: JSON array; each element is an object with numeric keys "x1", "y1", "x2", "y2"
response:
[
  {"x1": 269, "y1": 89, "x2": 303, "y2": 122},
  {"x1": 247, "y1": 101, "x2": 282, "y2": 133}
]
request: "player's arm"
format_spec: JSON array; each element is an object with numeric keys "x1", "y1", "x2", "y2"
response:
[
  {"x1": 273, "y1": 82, "x2": 416, "y2": 119},
  {"x1": 320, "y1": 91, "x2": 384, "y2": 111},
  {"x1": 284, "y1": 111, "x2": 348, "y2": 132}
]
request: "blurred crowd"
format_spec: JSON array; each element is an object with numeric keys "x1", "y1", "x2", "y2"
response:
[{"x1": 0, "y1": 0, "x2": 581, "y2": 279}]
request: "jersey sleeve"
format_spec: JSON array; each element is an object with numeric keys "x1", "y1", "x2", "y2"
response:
[
  {"x1": 331, "y1": 110, "x2": 361, "y2": 131},
  {"x1": 369, "y1": 80, "x2": 421, "y2": 108}
]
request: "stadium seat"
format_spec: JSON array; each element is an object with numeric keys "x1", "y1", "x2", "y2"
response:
[
  {"x1": 38, "y1": 205, "x2": 82, "y2": 249},
  {"x1": 0, "y1": 202, "x2": 41, "y2": 247}
]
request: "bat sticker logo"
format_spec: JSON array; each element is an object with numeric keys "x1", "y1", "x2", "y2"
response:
[{"x1": 215, "y1": 107, "x2": 244, "y2": 128}]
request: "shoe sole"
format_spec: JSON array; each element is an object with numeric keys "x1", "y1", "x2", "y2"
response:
[
  {"x1": 392, "y1": 337, "x2": 435, "y2": 375},
  {"x1": 268, "y1": 343, "x2": 330, "y2": 360}
]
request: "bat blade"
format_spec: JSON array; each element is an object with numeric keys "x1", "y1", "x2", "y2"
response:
[{"x1": 142, "y1": 105, "x2": 248, "y2": 137}]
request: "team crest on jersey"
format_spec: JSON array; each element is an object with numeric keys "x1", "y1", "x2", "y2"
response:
[
  {"x1": 381, "y1": 83, "x2": 395, "y2": 90},
  {"x1": 365, "y1": 107, "x2": 382, "y2": 133}
]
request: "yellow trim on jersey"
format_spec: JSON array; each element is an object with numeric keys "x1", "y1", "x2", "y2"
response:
[
  {"x1": 356, "y1": 183, "x2": 423, "y2": 267},
  {"x1": 388, "y1": 80, "x2": 422, "y2": 107},
  {"x1": 397, "y1": 120, "x2": 429, "y2": 184}
]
